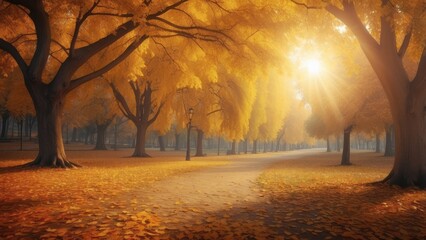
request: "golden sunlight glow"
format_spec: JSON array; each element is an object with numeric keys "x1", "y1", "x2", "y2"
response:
[{"x1": 302, "y1": 58, "x2": 322, "y2": 75}]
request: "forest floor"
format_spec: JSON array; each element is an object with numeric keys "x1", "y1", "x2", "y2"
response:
[{"x1": 0, "y1": 148, "x2": 425, "y2": 239}]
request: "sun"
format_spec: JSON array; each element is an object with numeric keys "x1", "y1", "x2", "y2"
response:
[{"x1": 302, "y1": 58, "x2": 322, "y2": 75}]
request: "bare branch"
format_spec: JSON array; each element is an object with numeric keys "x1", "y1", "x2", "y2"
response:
[
  {"x1": 290, "y1": 0, "x2": 321, "y2": 10},
  {"x1": 147, "y1": 0, "x2": 189, "y2": 19},
  {"x1": 90, "y1": 12, "x2": 133, "y2": 18},
  {"x1": 152, "y1": 16, "x2": 234, "y2": 42},
  {"x1": 51, "y1": 39, "x2": 69, "y2": 55},
  {"x1": 70, "y1": 0, "x2": 101, "y2": 55},
  {"x1": 0, "y1": 38, "x2": 28, "y2": 73},
  {"x1": 206, "y1": 108, "x2": 223, "y2": 116}
]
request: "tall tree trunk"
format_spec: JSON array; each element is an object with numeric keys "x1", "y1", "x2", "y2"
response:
[
  {"x1": 158, "y1": 135, "x2": 166, "y2": 151},
  {"x1": 133, "y1": 124, "x2": 149, "y2": 157},
  {"x1": 263, "y1": 141, "x2": 267, "y2": 153},
  {"x1": 195, "y1": 129, "x2": 204, "y2": 156},
  {"x1": 384, "y1": 125, "x2": 395, "y2": 157},
  {"x1": 326, "y1": 137, "x2": 331, "y2": 152},
  {"x1": 375, "y1": 132, "x2": 381, "y2": 153},
  {"x1": 341, "y1": 126, "x2": 353, "y2": 166},
  {"x1": 244, "y1": 139, "x2": 248, "y2": 154},
  {"x1": 252, "y1": 140, "x2": 258, "y2": 154},
  {"x1": 1, "y1": 111, "x2": 10, "y2": 139},
  {"x1": 94, "y1": 122, "x2": 110, "y2": 150},
  {"x1": 71, "y1": 127, "x2": 77, "y2": 142},
  {"x1": 84, "y1": 126, "x2": 90, "y2": 144},
  {"x1": 24, "y1": 95, "x2": 80, "y2": 168},
  {"x1": 336, "y1": 135, "x2": 341, "y2": 152},
  {"x1": 217, "y1": 136, "x2": 221, "y2": 155},
  {"x1": 228, "y1": 140, "x2": 236, "y2": 155},
  {"x1": 174, "y1": 133, "x2": 181, "y2": 150}
]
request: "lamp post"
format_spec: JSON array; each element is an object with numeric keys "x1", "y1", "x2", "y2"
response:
[{"x1": 185, "y1": 108, "x2": 194, "y2": 161}]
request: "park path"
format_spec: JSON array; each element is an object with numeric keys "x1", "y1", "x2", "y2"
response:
[{"x1": 126, "y1": 149, "x2": 323, "y2": 232}]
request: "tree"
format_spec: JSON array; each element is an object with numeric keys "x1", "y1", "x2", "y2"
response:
[
  {"x1": 324, "y1": 0, "x2": 426, "y2": 187},
  {"x1": 0, "y1": 0, "x2": 237, "y2": 167}
]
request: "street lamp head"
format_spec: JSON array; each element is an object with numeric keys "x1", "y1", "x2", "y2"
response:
[{"x1": 189, "y1": 108, "x2": 194, "y2": 120}]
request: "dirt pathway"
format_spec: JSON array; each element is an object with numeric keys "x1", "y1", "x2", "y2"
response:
[{"x1": 125, "y1": 149, "x2": 322, "y2": 238}]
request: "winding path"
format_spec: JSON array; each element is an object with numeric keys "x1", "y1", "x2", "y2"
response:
[{"x1": 132, "y1": 149, "x2": 322, "y2": 230}]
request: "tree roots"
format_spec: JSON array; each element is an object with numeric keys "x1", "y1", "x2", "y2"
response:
[
  {"x1": 381, "y1": 169, "x2": 426, "y2": 189},
  {"x1": 22, "y1": 155, "x2": 81, "y2": 169}
]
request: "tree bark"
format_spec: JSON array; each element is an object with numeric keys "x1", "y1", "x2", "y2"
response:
[
  {"x1": 228, "y1": 140, "x2": 237, "y2": 155},
  {"x1": 195, "y1": 129, "x2": 204, "y2": 156},
  {"x1": 326, "y1": 136, "x2": 331, "y2": 152},
  {"x1": 94, "y1": 121, "x2": 111, "y2": 150},
  {"x1": 336, "y1": 135, "x2": 341, "y2": 152},
  {"x1": 375, "y1": 132, "x2": 381, "y2": 153},
  {"x1": 341, "y1": 125, "x2": 353, "y2": 166},
  {"x1": 384, "y1": 124, "x2": 395, "y2": 157},
  {"x1": 71, "y1": 127, "x2": 77, "y2": 142},
  {"x1": 133, "y1": 124, "x2": 149, "y2": 157},
  {"x1": 158, "y1": 135, "x2": 166, "y2": 151},
  {"x1": 327, "y1": 0, "x2": 426, "y2": 187},
  {"x1": 24, "y1": 94, "x2": 80, "y2": 168},
  {"x1": 1, "y1": 111, "x2": 10, "y2": 139},
  {"x1": 252, "y1": 140, "x2": 258, "y2": 154},
  {"x1": 244, "y1": 139, "x2": 248, "y2": 154},
  {"x1": 174, "y1": 133, "x2": 181, "y2": 150}
]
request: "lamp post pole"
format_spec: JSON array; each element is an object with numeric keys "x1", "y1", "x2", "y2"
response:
[{"x1": 185, "y1": 108, "x2": 194, "y2": 161}]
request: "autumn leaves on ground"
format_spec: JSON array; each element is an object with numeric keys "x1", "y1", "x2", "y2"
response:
[{"x1": 1, "y1": 149, "x2": 425, "y2": 239}]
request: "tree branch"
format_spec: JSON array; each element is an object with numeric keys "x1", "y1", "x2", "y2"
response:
[
  {"x1": 0, "y1": 38, "x2": 28, "y2": 73},
  {"x1": 66, "y1": 35, "x2": 148, "y2": 93},
  {"x1": 290, "y1": 0, "x2": 322, "y2": 10},
  {"x1": 147, "y1": 0, "x2": 189, "y2": 19},
  {"x1": 148, "y1": 101, "x2": 165, "y2": 125},
  {"x1": 397, "y1": 26, "x2": 412, "y2": 58},
  {"x1": 206, "y1": 108, "x2": 223, "y2": 116},
  {"x1": 70, "y1": 0, "x2": 100, "y2": 56},
  {"x1": 412, "y1": 46, "x2": 426, "y2": 88},
  {"x1": 151, "y1": 16, "x2": 234, "y2": 42},
  {"x1": 108, "y1": 82, "x2": 136, "y2": 122}
]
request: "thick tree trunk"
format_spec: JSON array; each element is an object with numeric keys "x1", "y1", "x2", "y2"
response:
[
  {"x1": 158, "y1": 135, "x2": 166, "y2": 151},
  {"x1": 326, "y1": 137, "x2": 331, "y2": 152},
  {"x1": 384, "y1": 90, "x2": 426, "y2": 187},
  {"x1": 24, "y1": 95, "x2": 80, "y2": 168},
  {"x1": 384, "y1": 125, "x2": 395, "y2": 157},
  {"x1": 133, "y1": 124, "x2": 149, "y2": 157},
  {"x1": 174, "y1": 133, "x2": 181, "y2": 150},
  {"x1": 341, "y1": 126, "x2": 353, "y2": 166},
  {"x1": 195, "y1": 129, "x2": 204, "y2": 156},
  {"x1": 252, "y1": 140, "x2": 258, "y2": 154},
  {"x1": 1, "y1": 111, "x2": 10, "y2": 139},
  {"x1": 375, "y1": 132, "x2": 381, "y2": 153},
  {"x1": 94, "y1": 122, "x2": 110, "y2": 150}
]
